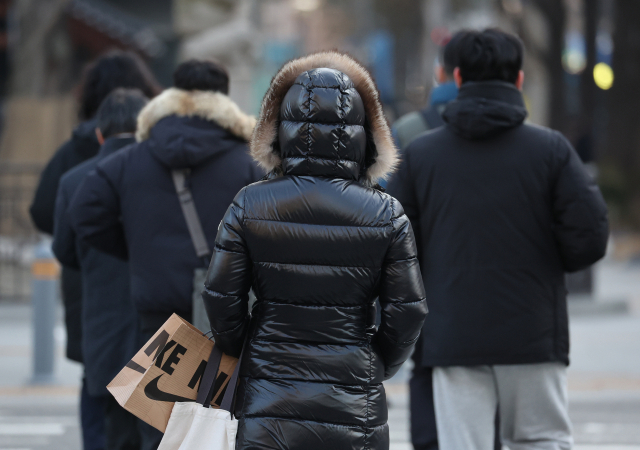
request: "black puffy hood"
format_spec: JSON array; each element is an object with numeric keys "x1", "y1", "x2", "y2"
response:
[
  {"x1": 135, "y1": 88, "x2": 256, "y2": 169},
  {"x1": 443, "y1": 81, "x2": 527, "y2": 140}
]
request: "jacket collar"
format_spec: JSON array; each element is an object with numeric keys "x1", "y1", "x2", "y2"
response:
[
  {"x1": 443, "y1": 81, "x2": 527, "y2": 140},
  {"x1": 136, "y1": 88, "x2": 256, "y2": 143},
  {"x1": 456, "y1": 80, "x2": 525, "y2": 107},
  {"x1": 98, "y1": 135, "x2": 136, "y2": 158}
]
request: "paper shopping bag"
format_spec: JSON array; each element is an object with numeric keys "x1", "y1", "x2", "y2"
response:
[{"x1": 107, "y1": 314, "x2": 238, "y2": 432}]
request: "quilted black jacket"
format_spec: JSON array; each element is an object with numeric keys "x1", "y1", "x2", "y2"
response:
[
  {"x1": 388, "y1": 81, "x2": 609, "y2": 367},
  {"x1": 203, "y1": 56, "x2": 427, "y2": 450}
]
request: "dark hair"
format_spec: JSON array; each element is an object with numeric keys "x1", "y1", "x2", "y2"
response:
[
  {"x1": 79, "y1": 50, "x2": 161, "y2": 120},
  {"x1": 440, "y1": 31, "x2": 465, "y2": 76},
  {"x1": 96, "y1": 88, "x2": 148, "y2": 139},
  {"x1": 454, "y1": 28, "x2": 524, "y2": 84},
  {"x1": 172, "y1": 59, "x2": 229, "y2": 94}
]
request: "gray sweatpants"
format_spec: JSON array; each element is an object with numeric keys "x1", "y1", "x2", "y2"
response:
[{"x1": 433, "y1": 363, "x2": 573, "y2": 450}]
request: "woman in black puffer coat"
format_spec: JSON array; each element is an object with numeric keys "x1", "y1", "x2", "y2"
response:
[{"x1": 202, "y1": 52, "x2": 427, "y2": 450}]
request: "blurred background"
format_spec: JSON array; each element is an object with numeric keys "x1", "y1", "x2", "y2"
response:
[{"x1": 0, "y1": 1, "x2": 639, "y2": 449}]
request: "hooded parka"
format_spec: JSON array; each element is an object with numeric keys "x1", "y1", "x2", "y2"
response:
[
  {"x1": 202, "y1": 52, "x2": 428, "y2": 450},
  {"x1": 69, "y1": 89, "x2": 262, "y2": 334},
  {"x1": 387, "y1": 81, "x2": 609, "y2": 368},
  {"x1": 53, "y1": 136, "x2": 140, "y2": 397}
]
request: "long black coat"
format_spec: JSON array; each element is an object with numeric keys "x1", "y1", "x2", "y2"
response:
[
  {"x1": 30, "y1": 119, "x2": 100, "y2": 363},
  {"x1": 70, "y1": 89, "x2": 262, "y2": 332},
  {"x1": 388, "y1": 81, "x2": 609, "y2": 367},
  {"x1": 203, "y1": 60, "x2": 427, "y2": 450},
  {"x1": 53, "y1": 136, "x2": 139, "y2": 396}
]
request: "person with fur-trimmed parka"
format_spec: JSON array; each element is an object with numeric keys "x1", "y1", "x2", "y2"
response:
[
  {"x1": 202, "y1": 52, "x2": 428, "y2": 450},
  {"x1": 69, "y1": 60, "x2": 262, "y2": 450}
]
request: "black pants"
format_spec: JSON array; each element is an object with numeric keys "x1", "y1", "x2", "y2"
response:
[
  {"x1": 81, "y1": 380, "x2": 141, "y2": 450},
  {"x1": 410, "y1": 365, "x2": 439, "y2": 450},
  {"x1": 80, "y1": 379, "x2": 107, "y2": 450},
  {"x1": 410, "y1": 358, "x2": 502, "y2": 450}
]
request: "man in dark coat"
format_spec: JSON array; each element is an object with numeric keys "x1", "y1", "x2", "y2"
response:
[
  {"x1": 387, "y1": 29, "x2": 609, "y2": 450},
  {"x1": 69, "y1": 60, "x2": 262, "y2": 450},
  {"x1": 53, "y1": 89, "x2": 148, "y2": 450}
]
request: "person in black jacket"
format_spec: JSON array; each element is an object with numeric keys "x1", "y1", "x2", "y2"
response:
[
  {"x1": 69, "y1": 60, "x2": 262, "y2": 450},
  {"x1": 387, "y1": 29, "x2": 609, "y2": 450},
  {"x1": 30, "y1": 51, "x2": 160, "y2": 364},
  {"x1": 29, "y1": 50, "x2": 159, "y2": 450},
  {"x1": 202, "y1": 51, "x2": 428, "y2": 450},
  {"x1": 53, "y1": 89, "x2": 148, "y2": 450}
]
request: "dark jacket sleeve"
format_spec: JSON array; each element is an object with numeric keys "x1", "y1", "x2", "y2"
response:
[
  {"x1": 551, "y1": 132, "x2": 609, "y2": 272},
  {"x1": 202, "y1": 189, "x2": 252, "y2": 358},
  {"x1": 69, "y1": 164, "x2": 128, "y2": 261},
  {"x1": 386, "y1": 148, "x2": 421, "y2": 249},
  {"x1": 375, "y1": 202, "x2": 428, "y2": 379},
  {"x1": 52, "y1": 178, "x2": 80, "y2": 269},
  {"x1": 30, "y1": 140, "x2": 74, "y2": 234}
]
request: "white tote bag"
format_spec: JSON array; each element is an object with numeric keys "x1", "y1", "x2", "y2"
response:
[{"x1": 158, "y1": 342, "x2": 244, "y2": 450}]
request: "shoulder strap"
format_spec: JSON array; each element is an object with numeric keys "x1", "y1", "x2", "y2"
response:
[{"x1": 171, "y1": 169, "x2": 211, "y2": 264}]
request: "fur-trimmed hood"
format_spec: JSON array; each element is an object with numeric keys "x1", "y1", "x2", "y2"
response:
[
  {"x1": 136, "y1": 88, "x2": 255, "y2": 143},
  {"x1": 134, "y1": 88, "x2": 256, "y2": 169},
  {"x1": 251, "y1": 51, "x2": 398, "y2": 184}
]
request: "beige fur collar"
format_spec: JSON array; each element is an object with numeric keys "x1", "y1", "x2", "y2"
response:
[
  {"x1": 136, "y1": 88, "x2": 256, "y2": 142},
  {"x1": 251, "y1": 51, "x2": 398, "y2": 183}
]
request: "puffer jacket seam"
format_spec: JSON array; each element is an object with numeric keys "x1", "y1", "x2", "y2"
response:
[
  {"x1": 397, "y1": 334, "x2": 421, "y2": 346},
  {"x1": 255, "y1": 260, "x2": 376, "y2": 269},
  {"x1": 385, "y1": 256, "x2": 418, "y2": 264},
  {"x1": 211, "y1": 319, "x2": 244, "y2": 336},
  {"x1": 385, "y1": 298, "x2": 427, "y2": 306},
  {"x1": 284, "y1": 155, "x2": 359, "y2": 164},
  {"x1": 284, "y1": 119, "x2": 364, "y2": 127},
  {"x1": 244, "y1": 217, "x2": 388, "y2": 229},
  {"x1": 305, "y1": 82, "x2": 313, "y2": 167},
  {"x1": 252, "y1": 338, "x2": 368, "y2": 346},
  {"x1": 242, "y1": 414, "x2": 383, "y2": 429},
  {"x1": 365, "y1": 341, "x2": 372, "y2": 450},
  {"x1": 202, "y1": 287, "x2": 243, "y2": 298},
  {"x1": 246, "y1": 376, "x2": 382, "y2": 387},
  {"x1": 213, "y1": 244, "x2": 244, "y2": 255},
  {"x1": 336, "y1": 74, "x2": 347, "y2": 177},
  {"x1": 261, "y1": 300, "x2": 366, "y2": 308}
]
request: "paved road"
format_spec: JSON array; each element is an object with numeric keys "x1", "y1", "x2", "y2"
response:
[{"x1": 1, "y1": 259, "x2": 639, "y2": 450}]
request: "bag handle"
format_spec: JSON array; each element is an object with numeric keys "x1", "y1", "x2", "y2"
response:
[
  {"x1": 220, "y1": 341, "x2": 246, "y2": 413},
  {"x1": 195, "y1": 340, "x2": 247, "y2": 412},
  {"x1": 196, "y1": 344, "x2": 223, "y2": 406},
  {"x1": 171, "y1": 169, "x2": 211, "y2": 266}
]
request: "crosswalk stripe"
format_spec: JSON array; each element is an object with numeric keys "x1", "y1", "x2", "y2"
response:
[{"x1": 0, "y1": 423, "x2": 64, "y2": 435}]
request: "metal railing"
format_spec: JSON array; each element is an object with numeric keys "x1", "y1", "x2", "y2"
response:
[{"x1": 0, "y1": 162, "x2": 43, "y2": 302}]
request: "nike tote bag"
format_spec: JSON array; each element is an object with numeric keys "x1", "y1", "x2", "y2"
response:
[{"x1": 157, "y1": 342, "x2": 244, "y2": 450}]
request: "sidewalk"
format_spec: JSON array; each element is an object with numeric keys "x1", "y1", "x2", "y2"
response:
[{"x1": 0, "y1": 259, "x2": 639, "y2": 450}]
